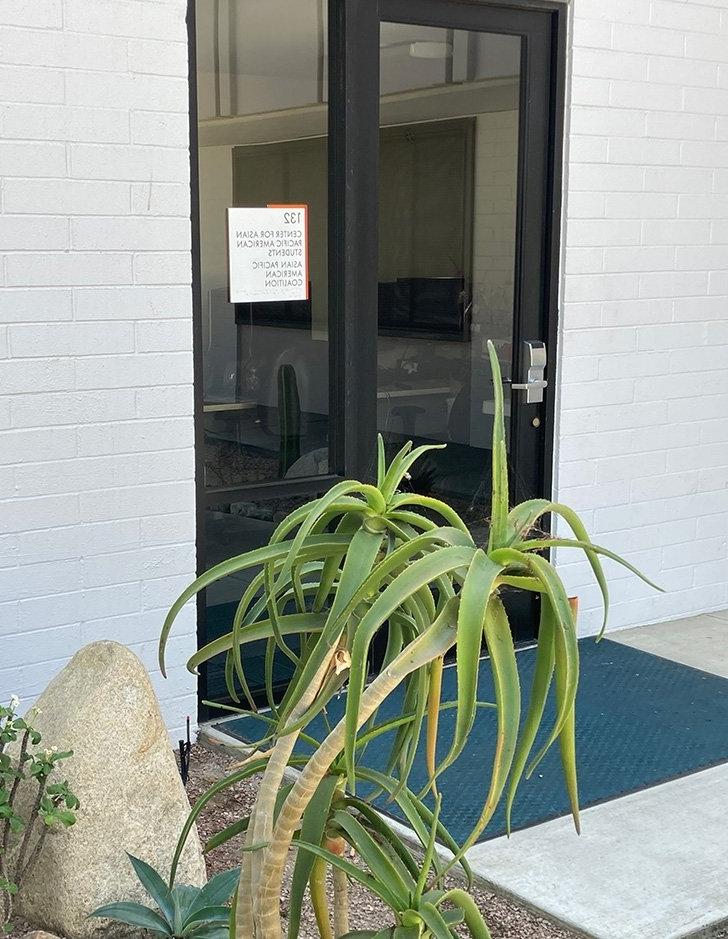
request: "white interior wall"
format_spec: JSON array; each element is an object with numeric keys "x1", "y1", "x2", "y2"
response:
[{"x1": 555, "y1": 0, "x2": 728, "y2": 636}]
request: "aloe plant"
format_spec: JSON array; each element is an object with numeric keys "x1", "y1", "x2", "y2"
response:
[
  {"x1": 160, "y1": 341, "x2": 658, "y2": 939},
  {"x1": 90, "y1": 855, "x2": 239, "y2": 938}
]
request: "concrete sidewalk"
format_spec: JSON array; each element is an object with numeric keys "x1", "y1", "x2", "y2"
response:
[{"x1": 465, "y1": 611, "x2": 728, "y2": 939}]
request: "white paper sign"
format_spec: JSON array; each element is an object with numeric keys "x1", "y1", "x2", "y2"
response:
[{"x1": 227, "y1": 205, "x2": 309, "y2": 304}]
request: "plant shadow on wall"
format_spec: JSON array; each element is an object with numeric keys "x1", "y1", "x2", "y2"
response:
[
  {"x1": 153, "y1": 341, "x2": 659, "y2": 939},
  {"x1": 0, "y1": 699, "x2": 79, "y2": 932}
]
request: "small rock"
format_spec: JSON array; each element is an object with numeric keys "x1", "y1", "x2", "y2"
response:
[
  {"x1": 26, "y1": 932, "x2": 63, "y2": 939},
  {"x1": 16, "y1": 642, "x2": 207, "y2": 939}
]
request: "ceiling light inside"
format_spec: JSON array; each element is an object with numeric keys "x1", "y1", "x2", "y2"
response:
[{"x1": 409, "y1": 40, "x2": 453, "y2": 59}]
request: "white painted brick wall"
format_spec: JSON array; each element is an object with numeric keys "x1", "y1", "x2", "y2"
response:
[
  {"x1": 0, "y1": 0, "x2": 196, "y2": 737},
  {"x1": 556, "y1": 0, "x2": 728, "y2": 635}
]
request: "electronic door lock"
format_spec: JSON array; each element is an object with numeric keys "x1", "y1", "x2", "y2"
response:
[{"x1": 507, "y1": 340, "x2": 548, "y2": 404}]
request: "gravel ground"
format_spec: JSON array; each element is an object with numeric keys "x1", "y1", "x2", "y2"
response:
[
  {"x1": 7, "y1": 744, "x2": 577, "y2": 938},
  {"x1": 189, "y1": 743, "x2": 576, "y2": 939}
]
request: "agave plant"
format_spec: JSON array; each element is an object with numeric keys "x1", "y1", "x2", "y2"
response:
[
  {"x1": 160, "y1": 341, "x2": 658, "y2": 939},
  {"x1": 90, "y1": 855, "x2": 239, "y2": 938}
]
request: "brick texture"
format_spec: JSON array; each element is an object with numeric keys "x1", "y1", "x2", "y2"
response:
[
  {"x1": 556, "y1": 0, "x2": 728, "y2": 635},
  {"x1": 0, "y1": 0, "x2": 196, "y2": 737},
  {"x1": 3, "y1": 0, "x2": 728, "y2": 720}
]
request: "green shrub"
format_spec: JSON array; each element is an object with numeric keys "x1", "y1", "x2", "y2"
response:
[{"x1": 0, "y1": 697, "x2": 78, "y2": 932}]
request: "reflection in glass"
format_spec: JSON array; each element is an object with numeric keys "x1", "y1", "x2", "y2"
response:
[
  {"x1": 378, "y1": 24, "x2": 522, "y2": 538},
  {"x1": 197, "y1": 0, "x2": 330, "y2": 491}
]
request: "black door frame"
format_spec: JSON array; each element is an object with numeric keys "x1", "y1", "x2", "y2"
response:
[{"x1": 186, "y1": 0, "x2": 566, "y2": 714}]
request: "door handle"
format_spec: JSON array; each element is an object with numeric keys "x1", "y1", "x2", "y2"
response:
[{"x1": 510, "y1": 340, "x2": 547, "y2": 404}]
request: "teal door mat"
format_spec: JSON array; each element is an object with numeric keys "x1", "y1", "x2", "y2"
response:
[{"x1": 214, "y1": 638, "x2": 728, "y2": 844}]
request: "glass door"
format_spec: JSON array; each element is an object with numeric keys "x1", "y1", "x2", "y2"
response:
[
  {"x1": 374, "y1": 1, "x2": 561, "y2": 553},
  {"x1": 193, "y1": 0, "x2": 339, "y2": 709},
  {"x1": 372, "y1": 1, "x2": 563, "y2": 640},
  {"x1": 190, "y1": 0, "x2": 565, "y2": 709}
]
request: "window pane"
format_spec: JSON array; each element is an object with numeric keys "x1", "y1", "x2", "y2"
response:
[
  {"x1": 378, "y1": 25, "x2": 522, "y2": 537},
  {"x1": 203, "y1": 492, "x2": 325, "y2": 704},
  {"x1": 197, "y1": 0, "x2": 330, "y2": 491}
]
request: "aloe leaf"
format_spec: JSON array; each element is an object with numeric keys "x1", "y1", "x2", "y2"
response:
[
  {"x1": 541, "y1": 502, "x2": 610, "y2": 632},
  {"x1": 158, "y1": 535, "x2": 351, "y2": 675},
  {"x1": 426, "y1": 656, "x2": 444, "y2": 792},
  {"x1": 420, "y1": 901, "x2": 454, "y2": 939},
  {"x1": 344, "y1": 548, "x2": 474, "y2": 789},
  {"x1": 387, "y1": 510, "x2": 437, "y2": 533},
  {"x1": 354, "y1": 766, "x2": 473, "y2": 887},
  {"x1": 158, "y1": 541, "x2": 292, "y2": 675},
  {"x1": 504, "y1": 498, "x2": 551, "y2": 545},
  {"x1": 127, "y1": 854, "x2": 175, "y2": 924},
  {"x1": 380, "y1": 443, "x2": 447, "y2": 503},
  {"x1": 328, "y1": 526, "x2": 386, "y2": 624},
  {"x1": 508, "y1": 499, "x2": 655, "y2": 634},
  {"x1": 516, "y1": 558, "x2": 579, "y2": 777},
  {"x1": 520, "y1": 536, "x2": 663, "y2": 593},
  {"x1": 435, "y1": 890, "x2": 492, "y2": 939},
  {"x1": 275, "y1": 481, "x2": 386, "y2": 591},
  {"x1": 313, "y1": 512, "x2": 362, "y2": 612},
  {"x1": 437, "y1": 550, "x2": 503, "y2": 777},
  {"x1": 89, "y1": 901, "x2": 172, "y2": 934},
  {"x1": 280, "y1": 522, "x2": 428, "y2": 726},
  {"x1": 264, "y1": 635, "x2": 279, "y2": 715},
  {"x1": 294, "y1": 842, "x2": 401, "y2": 910},
  {"x1": 388, "y1": 664, "x2": 428, "y2": 799},
  {"x1": 187, "y1": 614, "x2": 326, "y2": 672},
  {"x1": 228, "y1": 889, "x2": 237, "y2": 939},
  {"x1": 504, "y1": 598, "x2": 556, "y2": 834},
  {"x1": 332, "y1": 808, "x2": 414, "y2": 901},
  {"x1": 414, "y1": 794, "x2": 441, "y2": 902},
  {"x1": 377, "y1": 434, "x2": 386, "y2": 487},
  {"x1": 282, "y1": 532, "x2": 468, "y2": 729},
  {"x1": 389, "y1": 494, "x2": 471, "y2": 534},
  {"x1": 486, "y1": 340, "x2": 509, "y2": 551},
  {"x1": 223, "y1": 650, "x2": 240, "y2": 705},
  {"x1": 288, "y1": 775, "x2": 340, "y2": 939},
  {"x1": 230, "y1": 567, "x2": 266, "y2": 691},
  {"x1": 269, "y1": 495, "x2": 368, "y2": 545},
  {"x1": 204, "y1": 817, "x2": 249, "y2": 854},
  {"x1": 384, "y1": 669, "x2": 421, "y2": 781},
  {"x1": 447, "y1": 597, "x2": 520, "y2": 865},
  {"x1": 378, "y1": 440, "x2": 414, "y2": 501},
  {"x1": 557, "y1": 597, "x2": 580, "y2": 833},
  {"x1": 264, "y1": 559, "x2": 299, "y2": 664},
  {"x1": 184, "y1": 868, "x2": 240, "y2": 926},
  {"x1": 343, "y1": 798, "x2": 421, "y2": 883},
  {"x1": 291, "y1": 564, "x2": 307, "y2": 612},
  {"x1": 491, "y1": 545, "x2": 579, "y2": 779}
]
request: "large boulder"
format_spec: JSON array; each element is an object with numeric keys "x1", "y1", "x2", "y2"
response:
[{"x1": 16, "y1": 642, "x2": 206, "y2": 938}]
